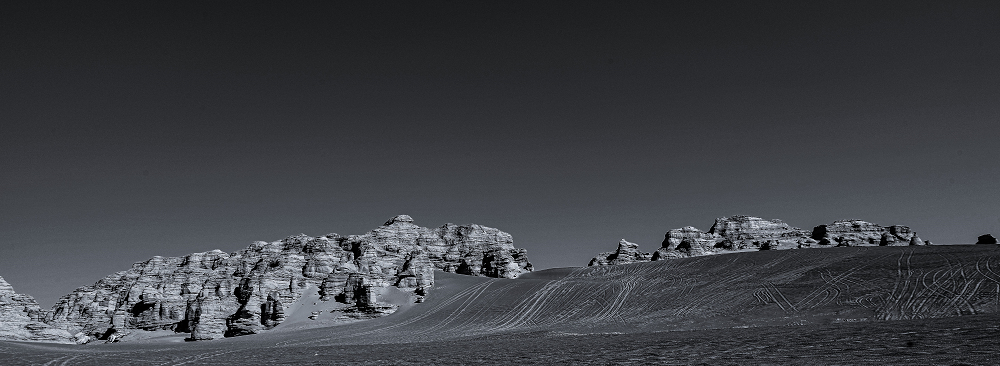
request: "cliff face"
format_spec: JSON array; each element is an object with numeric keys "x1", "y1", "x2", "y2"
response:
[
  {"x1": 0, "y1": 276, "x2": 73, "y2": 343},
  {"x1": 589, "y1": 216, "x2": 927, "y2": 266},
  {"x1": 45, "y1": 215, "x2": 531, "y2": 341}
]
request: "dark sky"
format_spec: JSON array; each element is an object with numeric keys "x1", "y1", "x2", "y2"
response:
[{"x1": 2, "y1": 1, "x2": 999, "y2": 307}]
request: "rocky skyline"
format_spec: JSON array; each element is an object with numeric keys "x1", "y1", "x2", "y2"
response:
[
  {"x1": 5, "y1": 213, "x2": 994, "y2": 344},
  {"x1": 589, "y1": 216, "x2": 929, "y2": 266}
]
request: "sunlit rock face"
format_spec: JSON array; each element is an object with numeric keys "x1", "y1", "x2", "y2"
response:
[
  {"x1": 0, "y1": 276, "x2": 73, "y2": 343},
  {"x1": 588, "y1": 216, "x2": 929, "y2": 266},
  {"x1": 46, "y1": 215, "x2": 531, "y2": 341}
]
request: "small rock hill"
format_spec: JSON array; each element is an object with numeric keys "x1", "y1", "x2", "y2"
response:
[
  {"x1": 588, "y1": 239, "x2": 651, "y2": 266},
  {"x1": 42, "y1": 215, "x2": 531, "y2": 341},
  {"x1": 589, "y1": 216, "x2": 926, "y2": 266}
]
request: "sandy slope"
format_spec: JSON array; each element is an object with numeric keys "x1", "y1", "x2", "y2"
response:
[{"x1": 3, "y1": 245, "x2": 1000, "y2": 364}]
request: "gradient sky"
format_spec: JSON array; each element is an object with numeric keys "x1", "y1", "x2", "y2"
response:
[{"x1": 2, "y1": 1, "x2": 999, "y2": 307}]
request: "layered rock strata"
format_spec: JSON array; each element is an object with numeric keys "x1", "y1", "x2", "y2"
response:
[
  {"x1": 0, "y1": 276, "x2": 74, "y2": 343},
  {"x1": 45, "y1": 215, "x2": 531, "y2": 341},
  {"x1": 588, "y1": 216, "x2": 927, "y2": 266}
]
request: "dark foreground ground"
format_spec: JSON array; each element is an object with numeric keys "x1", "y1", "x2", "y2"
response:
[
  {"x1": 3, "y1": 245, "x2": 999, "y2": 365},
  {"x1": 3, "y1": 313, "x2": 997, "y2": 365}
]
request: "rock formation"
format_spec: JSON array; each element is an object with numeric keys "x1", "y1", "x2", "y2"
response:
[
  {"x1": 709, "y1": 216, "x2": 812, "y2": 251},
  {"x1": 588, "y1": 215, "x2": 928, "y2": 266},
  {"x1": 45, "y1": 215, "x2": 531, "y2": 341},
  {"x1": 977, "y1": 234, "x2": 998, "y2": 244},
  {"x1": 811, "y1": 220, "x2": 925, "y2": 247},
  {"x1": 651, "y1": 216, "x2": 815, "y2": 260},
  {"x1": 588, "y1": 239, "x2": 651, "y2": 266},
  {"x1": 653, "y1": 226, "x2": 720, "y2": 259},
  {"x1": 0, "y1": 276, "x2": 74, "y2": 343}
]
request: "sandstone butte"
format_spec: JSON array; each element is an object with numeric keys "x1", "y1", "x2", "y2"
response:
[
  {"x1": 0, "y1": 215, "x2": 532, "y2": 343},
  {"x1": 590, "y1": 216, "x2": 928, "y2": 266}
]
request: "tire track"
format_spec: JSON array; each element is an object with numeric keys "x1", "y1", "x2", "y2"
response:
[
  {"x1": 408, "y1": 281, "x2": 496, "y2": 336},
  {"x1": 167, "y1": 349, "x2": 237, "y2": 366}
]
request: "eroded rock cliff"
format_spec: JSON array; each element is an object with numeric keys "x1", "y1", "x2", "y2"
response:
[
  {"x1": 0, "y1": 276, "x2": 74, "y2": 343},
  {"x1": 588, "y1": 215, "x2": 928, "y2": 266},
  {"x1": 45, "y1": 215, "x2": 531, "y2": 341}
]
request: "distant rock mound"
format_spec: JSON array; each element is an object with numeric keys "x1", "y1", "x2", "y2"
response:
[
  {"x1": 588, "y1": 239, "x2": 651, "y2": 266},
  {"x1": 977, "y1": 234, "x2": 998, "y2": 244},
  {"x1": 811, "y1": 220, "x2": 925, "y2": 247},
  {"x1": 45, "y1": 215, "x2": 531, "y2": 341},
  {"x1": 0, "y1": 276, "x2": 73, "y2": 343},
  {"x1": 588, "y1": 215, "x2": 928, "y2": 266}
]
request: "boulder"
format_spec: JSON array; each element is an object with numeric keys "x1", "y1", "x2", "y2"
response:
[{"x1": 977, "y1": 234, "x2": 998, "y2": 244}]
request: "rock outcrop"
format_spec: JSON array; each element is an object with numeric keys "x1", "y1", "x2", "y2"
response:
[
  {"x1": 46, "y1": 215, "x2": 531, "y2": 341},
  {"x1": 811, "y1": 220, "x2": 925, "y2": 247},
  {"x1": 977, "y1": 234, "x2": 998, "y2": 244},
  {"x1": 653, "y1": 226, "x2": 720, "y2": 259},
  {"x1": 709, "y1": 216, "x2": 812, "y2": 251},
  {"x1": 652, "y1": 216, "x2": 813, "y2": 260},
  {"x1": 588, "y1": 215, "x2": 929, "y2": 266},
  {"x1": 588, "y1": 239, "x2": 651, "y2": 266},
  {"x1": 0, "y1": 276, "x2": 74, "y2": 343}
]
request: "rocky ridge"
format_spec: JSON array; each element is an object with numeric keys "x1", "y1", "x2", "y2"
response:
[
  {"x1": 589, "y1": 216, "x2": 927, "y2": 265},
  {"x1": 42, "y1": 215, "x2": 531, "y2": 341},
  {"x1": 0, "y1": 276, "x2": 74, "y2": 343}
]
